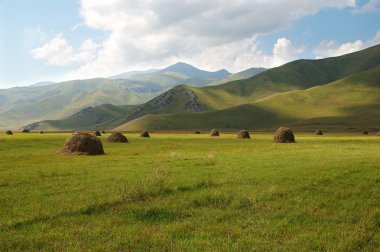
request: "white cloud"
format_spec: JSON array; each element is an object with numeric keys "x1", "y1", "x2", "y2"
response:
[
  {"x1": 313, "y1": 31, "x2": 380, "y2": 59},
  {"x1": 32, "y1": 0, "x2": 356, "y2": 77},
  {"x1": 31, "y1": 34, "x2": 99, "y2": 66},
  {"x1": 353, "y1": 0, "x2": 380, "y2": 13}
]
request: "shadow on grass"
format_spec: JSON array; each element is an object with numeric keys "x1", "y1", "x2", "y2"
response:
[{"x1": 5, "y1": 168, "x2": 223, "y2": 230}]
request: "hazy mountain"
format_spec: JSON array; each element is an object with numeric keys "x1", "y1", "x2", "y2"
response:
[
  {"x1": 0, "y1": 62, "x2": 236, "y2": 130},
  {"x1": 29, "y1": 81, "x2": 56, "y2": 87},
  {"x1": 207, "y1": 67, "x2": 266, "y2": 86}
]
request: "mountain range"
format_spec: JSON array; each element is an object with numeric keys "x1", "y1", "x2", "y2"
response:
[
  {"x1": 26, "y1": 44, "x2": 380, "y2": 132},
  {"x1": 1, "y1": 63, "x2": 265, "y2": 130}
]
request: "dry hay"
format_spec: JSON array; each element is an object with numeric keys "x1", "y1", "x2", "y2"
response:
[
  {"x1": 237, "y1": 130, "x2": 250, "y2": 139},
  {"x1": 94, "y1": 131, "x2": 101, "y2": 136},
  {"x1": 60, "y1": 132, "x2": 104, "y2": 155},
  {"x1": 273, "y1": 127, "x2": 295, "y2": 143},
  {"x1": 5, "y1": 130, "x2": 13, "y2": 135},
  {"x1": 363, "y1": 130, "x2": 369, "y2": 135},
  {"x1": 140, "y1": 131, "x2": 150, "y2": 138},
  {"x1": 315, "y1": 129, "x2": 323, "y2": 135},
  {"x1": 210, "y1": 129, "x2": 219, "y2": 137},
  {"x1": 107, "y1": 132, "x2": 129, "y2": 143}
]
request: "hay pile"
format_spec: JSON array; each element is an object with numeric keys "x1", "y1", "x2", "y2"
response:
[
  {"x1": 140, "y1": 131, "x2": 150, "y2": 138},
  {"x1": 210, "y1": 129, "x2": 219, "y2": 136},
  {"x1": 237, "y1": 130, "x2": 250, "y2": 139},
  {"x1": 40, "y1": 130, "x2": 44, "y2": 134},
  {"x1": 107, "y1": 132, "x2": 128, "y2": 143},
  {"x1": 5, "y1": 130, "x2": 13, "y2": 135},
  {"x1": 273, "y1": 127, "x2": 295, "y2": 143},
  {"x1": 101, "y1": 130, "x2": 106, "y2": 134},
  {"x1": 94, "y1": 131, "x2": 101, "y2": 136},
  {"x1": 363, "y1": 130, "x2": 369, "y2": 135},
  {"x1": 22, "y1": 129, "x2": 30, "y2": 133},
  {"x1": 60, "y1": 132, "x2": 104, "y2": 155},
  {"x1": 315, "y1": 129, "x2": 323, "y2": 135},
  {"x1": 195, "y1": 131, "x2": 201, "y2": 134}
]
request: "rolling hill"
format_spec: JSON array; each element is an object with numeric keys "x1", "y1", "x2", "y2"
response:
[
  {"x1": 0, "y1": 63, "x2": 235, "y2": 130},
  {"x1": 26, "y1": 44, "x2": 380, "y2": 132}
]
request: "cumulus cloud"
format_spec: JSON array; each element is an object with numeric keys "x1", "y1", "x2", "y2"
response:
[
  {"x1": 31, "y1": 34, "x2": 99, "y2": 66},
  {"x1": 313, "y1": 31, "x2": 380, "y2": 58},
  {"x1": 32, "y1": 0, "x2": 356, "y2": 77}
]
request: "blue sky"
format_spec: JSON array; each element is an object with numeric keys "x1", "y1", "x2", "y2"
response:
[{"x1": 0, "y1": 0, "x2": 379, "y2": 88}]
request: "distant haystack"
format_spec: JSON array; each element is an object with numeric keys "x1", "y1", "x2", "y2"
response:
[
  {"x1": 210, "y1": 129, "x2": 219, "y2": 137},
  {"x1": 60, "y1": 132, "x2": 104, "y2": 155},
  {"x1": 107, "y1": 132, "x2": 128, "y2": 143},
  {"x1": 363, "y1": 130, "x2": 369, "y2": 135},
  {"x1": 40, "y1": 130, "x2": 44, "y2": 134},
  {"x1": 140, "y1": 131, "x2": 150, "y2": 138},
  {"x1": 22, "y1": 129, "x2": 30, "y2": 133},
  {"x1": 5, "y1": 130, "x2": 13, "y2": 135},
  {"x1": 274, "y1": 127, "x2": 295, "y2": 143},
  {"x1": 101, "y1": 130, "x2": 106, "y2": 134},
  {"x1": 195, "y1": 131, "x2": 201, "y2": 134},
  {"x1": 315, "y1": 129, "x2": 323, "y2": 135},
  {"x1": 94, "y1": 131, "x2": 101, "y2": 136},
  {"x1": 237, "y1": 130, "x2": 250, "y2": 139}
]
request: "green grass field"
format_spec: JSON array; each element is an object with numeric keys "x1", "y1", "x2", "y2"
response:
[{"x1": 0, "y1": 132, "x2": 379, "y2": 251}]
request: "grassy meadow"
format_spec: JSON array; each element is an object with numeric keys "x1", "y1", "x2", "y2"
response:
[{"x1": 0, "y1": 132, "x2": 379, "y2": 251}]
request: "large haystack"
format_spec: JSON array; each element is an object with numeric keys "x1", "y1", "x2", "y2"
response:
[
  {"x1": 274, "y1": 127, "x2": 295, "y2": 143},
  {"x1": 107, "y1": 132, "x2": 128, "y2": 143},
  {"x1": 315, "y1": 129, "x2": 323, "y2": 135},
  {"x1": 237, "y1": 130, "x2": 250, "y2": 139},
  {"x1": 140, "y1": 131, "x2": 150, "y2": 138},
  {"x1": 5, "y1": 130, "x2": 13, "y2": 135},
  {"x1": 22, "y1": 129, "x2": 30, "y2": 133},
  {"x1": 210, "y1": 129, "x2": 219, "y2": 137},
  {"x1": 94, "y1": 131, "x2": 101, "y2": 136},
  {"x1": 60, "y1": 132, "x2": 104, "y2": 155},
  {"x1": 363, "y1": 130, "x2": 369, "y2": 135}
]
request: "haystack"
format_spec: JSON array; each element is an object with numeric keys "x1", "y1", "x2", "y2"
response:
[
  {"x1": 5, "y1": 130, "x2": 13, "y2": 135},
  {"x1": 60, "y1": 132, "x2": 104, "y2": 155},
  {"x1": 195, "y1": 131, "x2": 201, "y2": 134},
  {"x1": 237, "y1": 130, "x2": 250, "y2": 139},
  {"x1": 363, "y1": 130, "x2": 369, "y2": 135},
  {"x1": 101, "y1": 130, "x2": 106, "y2": 134},
  {"x1": 140, "y1": 131, "x2": 150, "y2": 138},
  {"x1": 22, "y1": 129, "x2": 30, "y2": 133},
  {"x1": 273, "y1": 127, "x2": 295, "y2": 143},
  {"x1": 315, "y1": 129, "x2": 323, "y2": 135},
  {"x1": 210, "y1": 129, "x2": 219, "y2": 137},
  {"x1": 94, "y1": 130, "x2": 101, "y2": 136},
  {"x1": 107, "y1": 132, "x2": 128, "y2": 143},
  {"x1": 40, "y1": 130, "x2": 44, "y2": 134}
]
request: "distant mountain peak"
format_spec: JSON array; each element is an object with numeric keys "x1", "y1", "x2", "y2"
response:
[{"x1": 160, "y1": 62, "x2": 231, "y2": 79}]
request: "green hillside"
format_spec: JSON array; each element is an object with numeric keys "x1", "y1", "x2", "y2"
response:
[
  {"x1": 115, "y1": 66, "x2": 380, "y2": 131},
  {"x1": 26, "y1": 45, "x2": 380, "y2": 131},
  {"x1": 1, "y1": 63, "x2": 232, "y2": 130}
]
